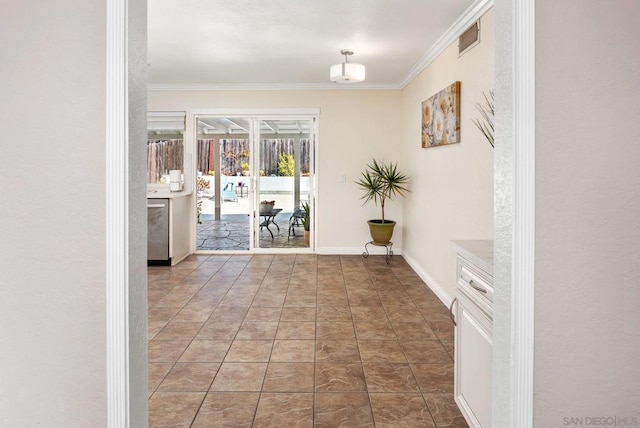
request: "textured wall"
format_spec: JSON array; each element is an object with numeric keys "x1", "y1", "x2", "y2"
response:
[
  {"x1": 534, "y1": 0, "x2": 640, "y2": 424},
  {"x1": 0, "y1": 1, "x2": 108, "y2": 425},
  {"x1": 399, "y1": 10, "x2": 495, "y2": 302},
  {"x1": 492, "y1": 0, "x2": 515, "y2": 426},
  {"x1": 128, "y1": 0, "x2": 150, "y2": 426}
]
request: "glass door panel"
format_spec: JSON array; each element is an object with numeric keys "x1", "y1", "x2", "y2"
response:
[
  {"x1": 195, "y1": 116, "x2": 251, "y2": 251},
  {"x1": 256, "y1": 119, "x2": 313, "y2": 249}
]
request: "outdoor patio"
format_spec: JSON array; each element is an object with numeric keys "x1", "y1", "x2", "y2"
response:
[
  {"x1": 197, "y1": 212, "x2": 307, "y2": 250},
  {"x1": 196, "y1": 184, "x2": 309, "y2": 251}
]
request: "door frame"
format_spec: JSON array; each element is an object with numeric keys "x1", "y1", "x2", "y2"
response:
[
  {"x1": 106, "y1": 1, "x2": 536, "y2": 425},
  {"x1": 492, "y1": 0, "x2": 535, "y2": 426},
  {"x1": 190, "y1": 108, "x2": 320, "y2": 254}
]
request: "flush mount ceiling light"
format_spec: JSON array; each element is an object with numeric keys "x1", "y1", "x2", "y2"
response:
[{"x1": 330, "y1": 49, "x2": 365, "y2": 83}]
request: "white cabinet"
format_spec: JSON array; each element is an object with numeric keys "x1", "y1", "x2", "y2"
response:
[{"x1": 452, "y1": 240, "x2": 493, "y2": 428}]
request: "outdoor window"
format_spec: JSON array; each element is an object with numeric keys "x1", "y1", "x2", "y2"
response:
[
  {"x1": 147, "y1": 111, "x2": 186, "y2": 184},
  {"x1": 147, "y1": 137, "x2": 184, "y2": 183}
]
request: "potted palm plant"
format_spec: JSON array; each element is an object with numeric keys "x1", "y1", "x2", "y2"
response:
[
  {"x1": 355, "y1": 159, "x2": 410, "y2": 244},
  {"x1": 300, "y1": 201, "x2": 311, "y2": 246}
]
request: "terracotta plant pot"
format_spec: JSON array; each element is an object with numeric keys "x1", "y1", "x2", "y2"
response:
[
  {"x1": 304, "y1": 230, "x2": 310, "y2": 247},
  {"x1": 367, "y1": 220, "x2": 396, "y2": 245}
]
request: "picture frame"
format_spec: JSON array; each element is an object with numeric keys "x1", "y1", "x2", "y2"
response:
[{"x1": 421, "y1": 81, "x2": 461, "y2": 148}]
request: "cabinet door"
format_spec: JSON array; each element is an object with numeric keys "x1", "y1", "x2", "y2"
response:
[{"x1": 455, "y1": 294, "x2": 493, "y2": 428}]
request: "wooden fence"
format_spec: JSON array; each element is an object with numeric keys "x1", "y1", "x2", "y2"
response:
[{"x1": 198, "y1": 138, "x2": 310, "y2": 176}]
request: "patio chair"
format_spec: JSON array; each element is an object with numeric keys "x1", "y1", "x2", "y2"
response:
[
  {"x1": 288, "y1": 208, "x2": 305, "y2": 238},
  {"x1": 221, "y1": 175, "x2": 238, "y2": 202},
  {"x1": 201, "y1": 175, "x2": 238, "y2": 202}
]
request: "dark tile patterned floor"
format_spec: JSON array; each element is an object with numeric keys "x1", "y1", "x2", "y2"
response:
[{"x1": 148, "y1": 254, "x2": 468, "y2": 427}]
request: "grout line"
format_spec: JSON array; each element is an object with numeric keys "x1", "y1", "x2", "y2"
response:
[
  {"x1": 188, "y1": 386, "x2": 210, "y2": 427},
  {"x1": 313, "y1": 253, "x2": 319, "y2": 426}
]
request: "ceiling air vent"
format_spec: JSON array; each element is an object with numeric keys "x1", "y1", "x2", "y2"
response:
[{"x1": 459, "y1": 20, "x2": 480, "y2": 56}]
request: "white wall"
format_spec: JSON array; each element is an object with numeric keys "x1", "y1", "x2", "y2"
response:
[
  {"x1": 0, "y1": 2, "x2": 108, "y2": 425},
  {"x1": 534, "y1": 1, "x2": 640, "y2": 424},
  {"x1": 148, "y1": 90, "x2": 403, "y2": 252},
  {"x1": 399, "y1": 10, "x2": 495, "y2": 302},
  {"x1": 0, "y1": 1, "x2": 148, "y2": 426}
]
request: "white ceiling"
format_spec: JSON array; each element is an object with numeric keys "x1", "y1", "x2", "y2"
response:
[{"x1": 148, "y1": 0, "x2": 484, "y2": 88}]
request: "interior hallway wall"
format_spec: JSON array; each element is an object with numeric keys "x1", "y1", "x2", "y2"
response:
[
  {"x1": 148, "y1": 90, "x2": 402, "y2": 252},
  {"x1": 1, "y1": 1, "x2": 108, "y2": 425},
  {"x1": 399, "y1": 10, "x2": 495, "y2": 302},
  {"x1": 0, "y1": 1, "x2": 148, "y2": 426},
  {"x1": 533, "y1": 1, "x2": 640, "y2": 424}
]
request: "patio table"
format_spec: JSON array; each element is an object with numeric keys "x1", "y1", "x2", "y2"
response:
[{"x1": 260, "y1": 208, "x2": 282, "y2": 238}]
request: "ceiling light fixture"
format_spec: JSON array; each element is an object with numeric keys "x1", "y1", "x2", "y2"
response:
[{"x1": 330, "y1": 49, "x2": 365, "y2": 83}]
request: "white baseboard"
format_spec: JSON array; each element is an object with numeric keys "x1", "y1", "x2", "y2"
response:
[
  {"x1": 317, "y1": 247, "x2": 452, "y2": 308},
  {"x1": 402, "y1": 250, "x2": 453, "y2": 307},
  {"x1": 171, "y1": 252, "x2": 190, "y2": 266},
  {"x1": 317, "y1": 246, "x2": 402, "y2": 256}
]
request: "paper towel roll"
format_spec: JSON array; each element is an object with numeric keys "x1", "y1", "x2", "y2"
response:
[{"x1": 169, "y1": 170, "x2": 182, "y2": 183}]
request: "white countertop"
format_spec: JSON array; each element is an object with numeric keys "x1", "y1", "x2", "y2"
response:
[
  {"x1": 451, "y1": 240, "x2": 494, "y2": 275},
  {"x1": 147, "y1": 190, "x2": 192, "y2": 199}
]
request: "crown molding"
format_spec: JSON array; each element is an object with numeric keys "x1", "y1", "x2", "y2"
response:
[
  {"x1": 148, "y1": 82, "x2": 401, "y2": 92},
  {"x1": 399, "y1": 0, "x2": 494, "y2": 88}
]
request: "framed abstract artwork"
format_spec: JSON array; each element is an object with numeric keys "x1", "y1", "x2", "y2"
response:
[{"x1": 421, "y1": 81, "x2": 461, "y2": 148}]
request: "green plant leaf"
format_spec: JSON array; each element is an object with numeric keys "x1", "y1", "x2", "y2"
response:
[
  {"x1": 300, "y1": 201, "x2": 311, "y2": 231},
  {"x1": 355, "y1": 159, "x2": 410, "y2": 222},
  {"x1": 473, "y1": 90, "x2": 494, "y2": 148}
]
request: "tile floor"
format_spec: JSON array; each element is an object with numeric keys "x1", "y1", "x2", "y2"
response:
[{"x1": 148, "y1": 254, "x2": 468, "y2": 427}]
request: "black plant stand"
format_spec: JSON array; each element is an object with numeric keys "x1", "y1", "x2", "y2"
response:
[{"x1": 362, "y1": 241, "x2": 394, "y2": 264}]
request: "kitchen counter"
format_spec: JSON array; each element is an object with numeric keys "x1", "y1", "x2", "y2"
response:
[
  {"x1": 451, "y1": 240, "x2": 493, "y2": 275},
  {"x1": 146, "y1": 190, "x2": 192, "y2": 199}
]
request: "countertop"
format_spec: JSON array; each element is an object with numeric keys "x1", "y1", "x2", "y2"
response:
[
  {"x1": 451, "y1": 240, "x2": 494, "y2": 275},
  {"x1": 147, "y1": 190, "x2": 193, "y2": 199}
]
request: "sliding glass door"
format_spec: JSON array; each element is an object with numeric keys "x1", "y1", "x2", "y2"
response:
[
  {"x1": 256, "y1": 119, "x2": 314, "y2": 249},
  {"x1": 194, "y1": 113, "x2": 316, "y2": 253}
]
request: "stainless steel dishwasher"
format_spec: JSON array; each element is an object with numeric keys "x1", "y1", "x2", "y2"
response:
[{"x1": 147, "y1": 198, "x2": 170, "y2": 265}]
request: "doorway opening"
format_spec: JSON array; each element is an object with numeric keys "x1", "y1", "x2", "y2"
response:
[{"x1": 194, "y1": 114, "x2": 317, "y2": 253}]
